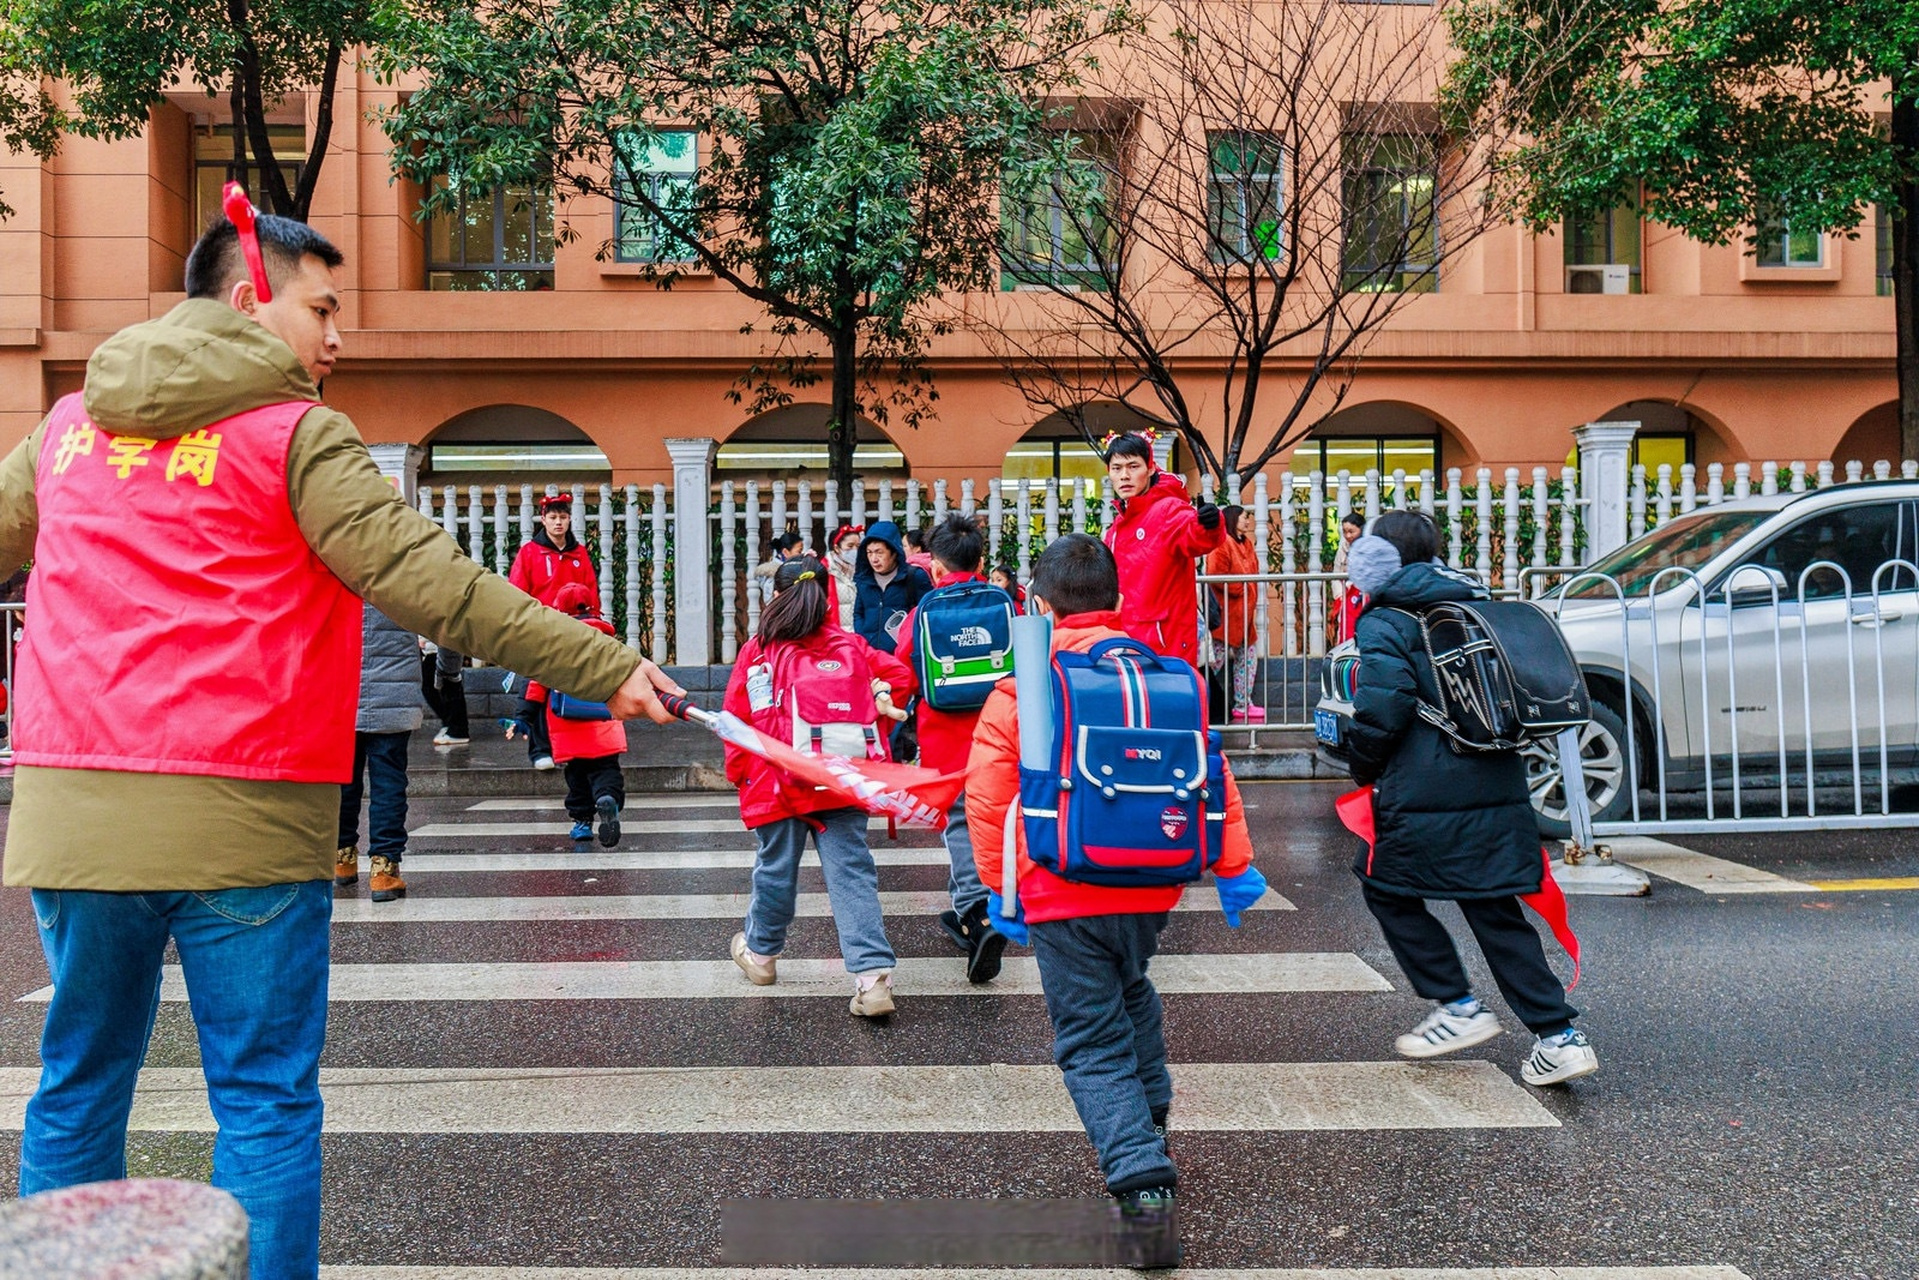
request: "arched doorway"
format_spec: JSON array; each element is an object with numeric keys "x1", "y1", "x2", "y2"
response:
[
  {"x1": 1580, "y1": 399, "x2": 1728, "y2": 472},
  {"x1": 1295, "y1": 401, "x2": 1448, "y2": 479},
  {"x1": 716, "y1": 405, "x2": 902, "y2": 481},
  {"x1": 421, "y1": 405, "x2": 609, "y2": 486},
  {"x1": 1831, "y1": 402, "x2": 1899, "y2": 467}
]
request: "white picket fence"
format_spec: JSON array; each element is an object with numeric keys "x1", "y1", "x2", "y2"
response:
[{"x1": 414, "y1": 457, "x2": 1919, "y2": 666}]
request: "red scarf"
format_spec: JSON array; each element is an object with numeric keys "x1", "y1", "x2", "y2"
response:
[{"x1": 1337, "y1": 787, "x2": 1580, "y2": 989}]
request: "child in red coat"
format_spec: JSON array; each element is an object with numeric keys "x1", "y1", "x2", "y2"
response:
[{"x1": 545, "y1": 582, "x2": 627, "y2": 846}]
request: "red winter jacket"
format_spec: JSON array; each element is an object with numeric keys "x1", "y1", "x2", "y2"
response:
[
  {"x1": 544, "y1": 614, "x2": 629, "y2": 763},
  {"x1": 1103, "y1": 472, "x2": 1223, "y2": 668},
  {"x1": 508, "y1": 530, "x2": 599, "y2": 608},
  {"x1": 723, "y1": 627, "x2": 914, "y2": 828},
  {"x1": 891, "y1": 569, "x2": 991, "y2": 776},
  {"x1": 965, "y1": 611, "x2": 1255, "y2": 923}
]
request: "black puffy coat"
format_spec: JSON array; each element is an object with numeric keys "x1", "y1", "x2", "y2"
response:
[{"x1": 1344, "y1": 562, "x2": 1543, "y2": 899}]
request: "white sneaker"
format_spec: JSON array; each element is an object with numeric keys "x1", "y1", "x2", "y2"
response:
[
  {"x1": 1521, "y1": 1028, "x2": 1598, "y2": 1086},
  {"x1": 849, "y1": 971, "x2": 895, "y2": 1017},
  {"x1": 532, "y1": 754, "x2": 556, "y2": 771},
  {"x1": 1395, "y1": 999, "x2": 1503, "y2": 1059},
  {"x1": 433, "y1": 729, "x2": 469, "y2": 746}
]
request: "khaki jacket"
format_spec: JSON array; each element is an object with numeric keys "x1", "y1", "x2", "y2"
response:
[{"x1": 0, "y1": 300, "x2": 641, "y2": 889}]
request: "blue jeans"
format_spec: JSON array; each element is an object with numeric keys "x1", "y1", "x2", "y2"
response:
[
  {"x1": 339, "y1": 729, "x2": 411, "y2": 859},
  {"x1": 21, "y1": 881, "x2": 333, "y2": 1280},
  {"x1": 943, "y1": 795, "x2": 986, "y2": 917},
  {"x1": 745, "y1": 809, "x2": 896, "y2": 974},
  {"x1": 1030, "y1": 912, "x2": 1176, "y2": 1193}
]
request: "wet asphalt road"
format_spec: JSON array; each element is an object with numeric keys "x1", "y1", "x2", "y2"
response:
[{"x1": 0, "y1": 780, "x2": 1913, "y2": 1279}]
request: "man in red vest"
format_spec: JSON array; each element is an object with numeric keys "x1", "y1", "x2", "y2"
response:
[{"x1": 0, "y1": 211, "x2": 682, "y2": 1280}]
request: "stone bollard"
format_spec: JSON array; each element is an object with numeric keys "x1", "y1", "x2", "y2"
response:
[{"x1": 0, "y1": 1178, "x2": 247, "y2": 1278}]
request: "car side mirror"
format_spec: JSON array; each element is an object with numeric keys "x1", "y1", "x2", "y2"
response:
[{"x1": 1724, "y1": 564, "x2": 1789, "y2": 607}]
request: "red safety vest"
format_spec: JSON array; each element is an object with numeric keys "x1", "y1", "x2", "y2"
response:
[{"x1": 13, "y1": 394, "x2": 362, "y2": 782}]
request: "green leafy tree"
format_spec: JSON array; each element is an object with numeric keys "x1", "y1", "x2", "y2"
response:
[
  {"x1": 1444, "y1": 0, "x2": 1919, "y2": 452},
  {"x1": 0, "y1": 0, "x2": 390, "y2": 222},
  {"x1": 376, "y1": 0, "x2": 1124, "y2": 491}
]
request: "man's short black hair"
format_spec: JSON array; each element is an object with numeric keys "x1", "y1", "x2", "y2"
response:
[
  {"x1": 772, "y1": 530, "x2": 805, "y2": 555},
  {"x1": 926, "y1": 513, "x2": 982, "y2": 575},
  {"x1": 184, "y1": 211, "x2": 344, "y2": 300},
  {"x1": 1102, "y1": 432, "x2": 1156, "y2": 465},
  {"x1": 1030, "y1": 533, "x2": 1119, "y2": 617}
]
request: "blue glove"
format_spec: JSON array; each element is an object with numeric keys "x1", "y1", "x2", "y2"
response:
[
  {"x1": 1213, "y1": 867, "x2": 1268, "y2": 927},
  {"x1": 986, "y1": 891, "x2": 1029, "y2": 947}
]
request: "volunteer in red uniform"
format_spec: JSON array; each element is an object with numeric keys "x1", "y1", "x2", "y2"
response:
[
  {"x1": 507, "y1": 494, "x2": 600, "y2": 767},
  {"x1": 0, "y1": 210, "x2": 681, "y2": 1280},
  {"x1": 1100, "y1": 430, "x2": 1224, "y2": 668}
]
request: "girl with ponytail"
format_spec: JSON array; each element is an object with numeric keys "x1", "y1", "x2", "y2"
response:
[{"x1": 722, "y1": 556, "x2": 915, "y2": 1017}]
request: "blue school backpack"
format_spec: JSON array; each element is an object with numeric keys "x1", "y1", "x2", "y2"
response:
[
  {"x1": 1019, "y1": 637, "x2": 1228, "y2": 887},
  {"x1": 911, "y1": 581, "x2": 1016, "y2": 712}
]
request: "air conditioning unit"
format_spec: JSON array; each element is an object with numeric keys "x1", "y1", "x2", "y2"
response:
[{"x1": 1565, "y1": 263, "x2": 1632, "y2": 294}]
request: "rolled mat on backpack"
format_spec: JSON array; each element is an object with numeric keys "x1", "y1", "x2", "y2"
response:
[
  {"x1": 1004, "y1": 613, "x2": 1056, "y2": 919},
  {"x1": 1336, "y1": 785, "x2": 1581, "y2": 989}
]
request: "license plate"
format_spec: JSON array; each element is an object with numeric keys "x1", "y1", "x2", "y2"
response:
[{"x1": 1314, "y1": 709, "x2": 1343, "y2": 745}]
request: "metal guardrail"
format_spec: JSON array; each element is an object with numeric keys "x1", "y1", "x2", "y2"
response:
[{"x1": 1539, "y1": 564, "x2": 1919, "y2": 834}]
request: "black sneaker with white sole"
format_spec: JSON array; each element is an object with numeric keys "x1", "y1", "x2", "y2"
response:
[{"x1": 1111, "y1": 1184, "x2": 1180, "y2": 1271}]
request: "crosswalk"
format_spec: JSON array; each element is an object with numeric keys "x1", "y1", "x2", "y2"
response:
[{"x1": 4, "y1": 789, "x2": 1752, "y2": 1275}]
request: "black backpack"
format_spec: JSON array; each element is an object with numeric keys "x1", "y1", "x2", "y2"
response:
[{"x1": 1394, "y1": 600, "x2": 1590, "y2": 753}]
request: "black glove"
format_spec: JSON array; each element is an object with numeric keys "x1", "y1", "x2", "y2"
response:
[{"x1": 1196, "y1": 502, "x2": 1221, "y2": 531}]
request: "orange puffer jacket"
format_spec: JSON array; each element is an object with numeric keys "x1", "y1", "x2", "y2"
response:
[{"x1": 965, "y1": 610, "x2": 1256, "y2": 923}]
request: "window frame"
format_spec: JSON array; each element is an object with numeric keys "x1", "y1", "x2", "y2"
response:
[
  {"x1": 425, "y1": 179, "x2": 556, "y2": 292},
  {"x1": 1340, "y1": 133, "x2": 1440, "y2": 294},
  {"x1": 1877, "y1": 203, "x2": 1895, "y2": 298},
  {"x1": 1206, "y1": 131, "x2": 1286, "y2": 266},
  {"x1": 1001, "y1": 131, "x2": 1120, "y2": 291},
  {"x1": 613, "y1": 130, "x2": 701, "y2": 265},
  {"x1": 194, "y1": 123, "x2": 305, "y2": 234},
  {"x1": 1754, "y1": 209, "x2": 1825, "y2": 269},
  {"x1": 1563, "y1": 188, "x2": 1643, "y2": 292},
  {"x1": 1289, "y1": 434, "x2": 1440, "y2": 479}
]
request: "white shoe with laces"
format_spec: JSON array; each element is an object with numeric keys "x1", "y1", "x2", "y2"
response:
[
  {"x1": 1521, "y1": 1028, "x2": 1598, "y2": 1086},
  {"x1": 1394, "y1": 998, "x2": 1503, "y2": 1059},
  {"x1": 432, "y1": 729, "x2": 469, "y2": 746}
]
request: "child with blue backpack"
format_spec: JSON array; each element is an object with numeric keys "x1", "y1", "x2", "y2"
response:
[
  {"x1": 893, "y1": 513, "x2": 1017, "y2": 983},
  {"x1": 966, "y1": 533, "x2": 1268, "y2": 1267}
]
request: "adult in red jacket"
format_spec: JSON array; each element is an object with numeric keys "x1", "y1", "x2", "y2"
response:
[
  {"x1": 1100, "y1": 432, "x2": 1223, "y2": 668},
  {"x1": 506, "y1": 494, "x2": 599, "y2": 765},
  {"x1": 508, "y1": 494, "x2": 599, "y2": 606}
]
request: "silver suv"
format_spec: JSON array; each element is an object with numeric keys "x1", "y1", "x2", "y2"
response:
[{"x1": 1315, "y1": 482, "x2": 1919, "y2": 834}]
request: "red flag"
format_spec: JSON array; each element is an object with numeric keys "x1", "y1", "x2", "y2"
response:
[
  {"x1": 1336, "y1": 785, "x2": 1580, "y2": 989},
  {"x1": 704, "y1": 709, "x2": 964, "y2": 829}
]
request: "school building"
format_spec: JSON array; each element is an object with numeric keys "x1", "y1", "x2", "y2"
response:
[{"x1": 0, "y1": 65, "x2": 1900, "y2": 497}]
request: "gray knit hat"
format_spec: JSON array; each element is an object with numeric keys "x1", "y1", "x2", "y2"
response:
[{"x1": 1345, "y1": 534, "x2": 1403, "y2": 598}]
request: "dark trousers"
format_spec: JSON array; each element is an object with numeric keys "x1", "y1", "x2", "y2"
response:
[
  {"x1": 1029, "y1": 912, "x2": 1177, "y2": 1194},
  {"x1": 563, "y1": 754, "x2": 624, "y2": 822},
  {"x1": 1361, "y1": 882, "x2": 1577, "y2": 1035},
  {"x1": 339, "y1": 730, "x2": 411, "y2": 860},
  {"x1": 516, "y1": 695, "x2": 551, "y2": 761},
  {"x1": 420, "y1": 653, "x2": 469, "y2": 739}
]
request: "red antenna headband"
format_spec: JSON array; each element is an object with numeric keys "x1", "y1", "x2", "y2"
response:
[{"x1": 221, "y1": 181, "x2": 272, "y2": 304}]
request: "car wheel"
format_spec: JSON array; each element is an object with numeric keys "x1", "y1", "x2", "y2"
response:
[{"x1": 1524, "y1": 701, "x2": 1634, "y2": 839}]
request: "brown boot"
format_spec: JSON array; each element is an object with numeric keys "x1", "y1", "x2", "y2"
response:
[
  {"x1": 334, "y1": 845, "x2": 359, "y2": 887},
  {"x1": 369, "y1": 855, "x2": 407, "y2": 903}
]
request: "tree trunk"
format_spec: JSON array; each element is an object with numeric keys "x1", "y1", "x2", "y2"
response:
[
  {"x1": 288, "y1": 39, "x2": 342, "y2": 223},
  {"x1": 1895, "y1": 71, "x2": 1919, "y2": 461},
  {"x1": 227, "y1": 79, "x2": 250, "y2": 198},
  {"x1": 827, "y1": 328, "x2": 859, "y2": 494}
]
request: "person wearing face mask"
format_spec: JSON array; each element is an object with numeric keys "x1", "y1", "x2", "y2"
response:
[
  {"x1": 1100, "y1": 431, "x2": 1224, "y2": 668},
  {"x1": 826, "y1": 523, "x2": 863, "y2": 630},
  {"x1": 506, "y1": 494, "x2": 600, "y2": 768}
]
